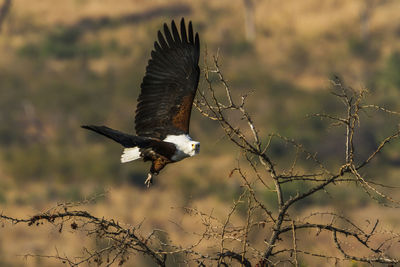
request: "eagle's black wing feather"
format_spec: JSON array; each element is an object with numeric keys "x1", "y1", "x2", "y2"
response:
[
  {"x1": 135, "y1": 18, "x2": 200, "y2": 140},
  {"x1": 82, "y1": 125, "x2": 151, "y2": 148}
]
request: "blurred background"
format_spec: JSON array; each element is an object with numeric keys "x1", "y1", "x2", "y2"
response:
[{"x1": 0, "y1": 0, "x2": 400, "y2": 266}]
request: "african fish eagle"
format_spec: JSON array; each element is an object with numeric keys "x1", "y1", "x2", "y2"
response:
[{"x1": 82, "y1": 18, "x2": 200, "y2": 187}]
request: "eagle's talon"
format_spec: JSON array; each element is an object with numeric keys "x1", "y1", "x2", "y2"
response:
[{"x1": 145, "y1": 173, "x2": 154, "y2": 188}]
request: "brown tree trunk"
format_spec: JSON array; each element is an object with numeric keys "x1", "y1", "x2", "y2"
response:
[
  {"x1": 0, "y1": 0, "x2": 11, "y2": 32},
  {"x1": 243, "y1": 0, "x2": 255, "y2": 42}
]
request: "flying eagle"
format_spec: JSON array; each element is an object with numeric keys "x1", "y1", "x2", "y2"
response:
[{"x1": 82, "y1": 18, "x2": 200, "y2": 187}]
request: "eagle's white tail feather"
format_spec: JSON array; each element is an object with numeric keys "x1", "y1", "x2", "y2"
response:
[{"x1": 121, "y1": 147, "x2": 141, "y2": 163}]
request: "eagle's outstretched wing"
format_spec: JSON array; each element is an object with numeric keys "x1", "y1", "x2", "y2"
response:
[{"x1": 135, "y1": 18, "x2": 200, "y2": 140}]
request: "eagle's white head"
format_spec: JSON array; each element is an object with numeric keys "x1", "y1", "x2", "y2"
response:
[
  {"x1": 189, "y1": 141, "x2": 200, "y2": 156},
  {"x1": 164, "y1": 134, "x2": 200, "y2": 161}
]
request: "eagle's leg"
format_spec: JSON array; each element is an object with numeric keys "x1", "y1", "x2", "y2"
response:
[
  {"x1": 145, "y1": 172, "x2": 156, "y2": 188},
  {"x1": 145, "y1": 156, "x2": 170, "y2": 187}
]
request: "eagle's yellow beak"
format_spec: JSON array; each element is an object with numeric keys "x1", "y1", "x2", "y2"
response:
[{"x1": 192, "y1": 143, "x2": 200, "y2": 154}]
